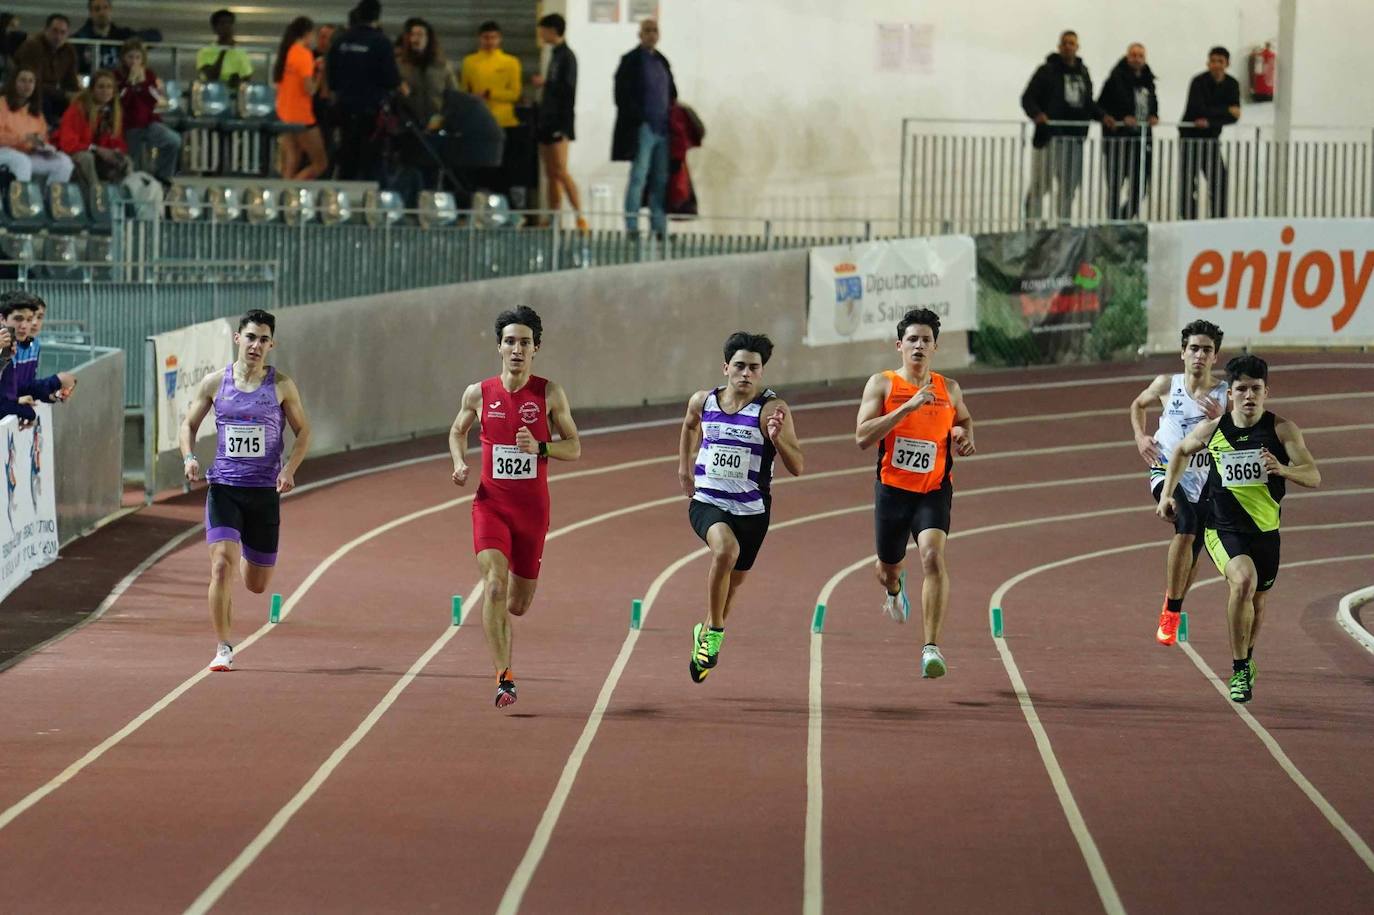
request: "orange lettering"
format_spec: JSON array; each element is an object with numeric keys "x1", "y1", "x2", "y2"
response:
[
  {"x1": 1335, "y1": 250, "x2": 1374, "y2": 332},
  {"x1": 1187, "y1": 251, "x2": 1224, "y2": 307},
  {"x1": 1293, "y1": 252, "x2": 1334, "y2": 309},
  {"x1": 1259, "y1": 247, "x2": 1292, "y2": 333},
  {"x1": 1225, "y1": 251, "x2": 1266, "y2": 310}
]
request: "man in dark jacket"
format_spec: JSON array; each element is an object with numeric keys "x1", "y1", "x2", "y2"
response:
[
  {"x1": 1020, "y1": 30, "x2": 1095, "y2": 223},
  {"x1": 534, "y1": 13, "x2": 584, "y2": 228},
  {"x1": 613, "y1": 18, "x2": 676, "y2": 235},
  {"x1": 1179, "y1": 46, "x2": 1241, "y2": 219},
  {"x1": 1097, "y1": 42, "x2": 1159, "y2": 220},
  {"x1": 73, "y1": 0, "x2": 134, "y2": 75},
  {"x1": 326, "y1": 0, "x2": 401, "y2": 181}
]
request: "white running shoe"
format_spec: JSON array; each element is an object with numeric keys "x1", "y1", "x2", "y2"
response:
[
  {"x1": 881, "y1": 572, "x2": 910, "y2": 623},
  {"x1": 920, "y1": 644, "x2": 946, "y2": 679},
  {"x1": 209, "y1": 642, "x2": 234, "y2": 672}
]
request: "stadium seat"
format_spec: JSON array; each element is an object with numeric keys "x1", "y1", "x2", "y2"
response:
[
  {"x1": 4, "y1": 181, "x2": 48, "y2": 231},
  {"x1": 157, "y1": 79, "x2": 187, "y2": 130},
  {"x1": 86, "y1": 182, "x2": 124, "y2": 234},
  {"x1": 282, "y1": 186, "x2": 316, "y2": 225},
  {"x1": 184, "y1": 81, "x2": 231, "y2": 174},
  {"x1": 166, "y1": 184, "x2": 206, "y2": 221},
  {"x1": 208, "y1": 186, "x2": 243, "y2": 221},
  {"x1": 45, "y1": 182, "x2": 88, "y2": 233},
  {"x1": 223, "y1": 83, "x2": 277, "y2": 175}
]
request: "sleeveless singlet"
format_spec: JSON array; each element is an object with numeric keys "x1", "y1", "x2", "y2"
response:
[
  {"x1": 877, "y1": 371, "x2": 955, "y2": 494},
  {"x1": 1204, "y1": 411, "x2": 1289, "y2": 534},
  {"x1": 206, "y1": 365, "x2": 284, "y2": 487},
  {"x1": 692, "y1": 387, "x2": 777, "y2": 516},
  {"x1": 1150, "y1": 373, "x2": 1228, "y2": 502},
  {"x1": 477, "y1": 375, "x2": 551, "y2": 509}
]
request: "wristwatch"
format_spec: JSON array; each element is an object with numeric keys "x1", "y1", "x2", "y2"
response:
[{"x1": 538, "y1": 441, "x2": 548, "y2": 457}]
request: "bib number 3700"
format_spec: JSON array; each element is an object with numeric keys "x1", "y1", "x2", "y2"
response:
[
  {"x1": 225, "y1": 424, "x2": 265, "y2": 459},
  {"x1": 492, "y1": 444, "x2": 536, "y2": 480},
  {"x1": 1218, "y1": 449, "x2": 1267, "y2": 488},
  {"x1": 892, "y1": 437, "x2": 937, "y2": 473}
]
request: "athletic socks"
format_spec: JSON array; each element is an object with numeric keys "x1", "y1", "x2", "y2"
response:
[
  {"x1": 1232, "y1": 658, "x2": 1248, "y2": 674},
  {"x1": 887, "y1": 586, "x2": 902, "y2": 597},
  {"x1": 709, "y1": 626, "x2": 724, "y2": 634},
  {"x1": 1165, "y1": 597, "x2": 1183, "y2": 614},
  {"x1": 1246, "y1": 647, "x2": 1254, "y2": 661}
]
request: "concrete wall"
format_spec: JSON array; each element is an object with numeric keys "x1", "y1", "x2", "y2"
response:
[{"x1": 53, "y1": 349, "x2": 125, "y2": 545}]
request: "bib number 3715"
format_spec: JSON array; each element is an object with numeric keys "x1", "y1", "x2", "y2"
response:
[
  {"x1": 1218, "y1": 449, "x2": 1267, "y2": 488},
  {"x1": 492, "y1": 444, "x2": 536, "y2": 480},
  {"x1": 892, "y1": 436, "x2": 937, "y2": 473},
  {"x1": 225, "y1": 424, "x2": 265, "y2": 459}
]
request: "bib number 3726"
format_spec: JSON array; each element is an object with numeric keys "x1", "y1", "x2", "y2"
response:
[
  {"x1": 225, "y1": 424, "x2": 265, "y2": 459},
  {"x1": 492, "y1": 444, "x2": 536, "y2": 480},
  {"x1": 892, "y1": 436, "x2": 937, "y2": 473},
  {"x1": 1218, "y1": 449, "x2": 1267, "y2": 488}
]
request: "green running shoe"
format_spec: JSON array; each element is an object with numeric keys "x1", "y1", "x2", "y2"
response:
[
  {"x1": 689, "y1": 623, "x2": 724, "y2": 683},
  {"x1": 1247, "y1": 658, "x2": 1257, "y2": 696},
  {"x1": 1228, "y1": 668, "x2": 1252, "y2": 703}
]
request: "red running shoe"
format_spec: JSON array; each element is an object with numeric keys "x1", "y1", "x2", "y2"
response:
[{"x1": 1156, "y1": 605, "x2": 1181, "y2": 646}]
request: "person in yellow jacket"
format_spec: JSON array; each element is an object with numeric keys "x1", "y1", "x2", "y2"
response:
[{"x1": 460, "y1": 20, "x2": 520, "y2": 128}]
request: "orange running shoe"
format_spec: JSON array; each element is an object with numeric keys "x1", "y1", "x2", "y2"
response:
[{"x1": 1156, "y1": 605, "x2": 1181, "y2": 646}]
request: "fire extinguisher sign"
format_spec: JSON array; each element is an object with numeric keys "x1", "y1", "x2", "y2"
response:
[{"x1": 1250, "y1": 42, "x2": 1276, "y2": 102}]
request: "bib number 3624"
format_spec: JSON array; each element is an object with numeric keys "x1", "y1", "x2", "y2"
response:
[
  {"x1": 892, "y1": 436, "x2": 937, "y2": 473},
  {"x1": 1218, "y1": 449, "x2": 1267, "y2": 488},
  {"x1": 225, "y1": 424, "x2": 265, "y2": 459},
  {"x1": 492, "y1": 444, "x2": 536, "y2": 480}
]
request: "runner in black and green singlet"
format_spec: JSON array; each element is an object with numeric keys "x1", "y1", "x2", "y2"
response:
[{"x1": 1155, "y1": 355, "x2": 1321, "y2": 704}]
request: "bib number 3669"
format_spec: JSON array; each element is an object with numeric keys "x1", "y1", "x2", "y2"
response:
[
  {"x1": 492, "y1": 444, "x2": 536, "y2": 480},
  {"x1": 1218, "y1": 449, "x2": 1267, "y2": 488},
  {"x1": 892, "y1": 436, "x2": 937, "y2": 473}
]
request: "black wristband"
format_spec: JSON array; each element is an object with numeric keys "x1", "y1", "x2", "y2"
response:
[{"x1": 538, "y1": 440, "x2": 548, "y2": 457}]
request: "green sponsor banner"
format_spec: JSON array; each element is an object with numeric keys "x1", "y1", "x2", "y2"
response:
[{"x1": 973, "y1": 224, "x2": 1148, "y2": 365}]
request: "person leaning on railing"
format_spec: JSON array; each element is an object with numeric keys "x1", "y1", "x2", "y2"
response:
[
  {"x1": 55, "y1": 68, "x2": 133, "y2": 190},
  {"x1": 0, "y1": 67, "x2": 75, "y2": 184},
  {"x1": 73, "y1": 0, "x2": 134, "y2": 75},
  {"x1": 1096, "y1": 42, "x2": 1159, "y2": 221},
  {"x1": 1179, "y1": 45, "x2": 1241, "y2": 220},
  {"x1": 1019, "y1": 29, "x2": 1097, "y2": 223},
  {"x1": 115, "y1": 37, "x2": 180, "y2": 187}
]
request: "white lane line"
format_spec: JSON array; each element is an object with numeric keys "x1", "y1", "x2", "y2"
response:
[
  {"x1": 1336, "y1": 586, "x2": 1374, "y2": 656},
  {"x1": 803, "y1": 627, "x2": 823, "y2": 915},
  {"x1": 992, "y1": 533, "x2": 1374, "y2": 885}
]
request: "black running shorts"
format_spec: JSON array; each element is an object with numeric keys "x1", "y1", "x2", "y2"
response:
[
  {"x1": 1204, "y1": 528, "x2": 1281, "y2": 592},
  {"x1": 206, "y1": 483, "x2": 281, "y2": 566},
  {"x1": 688, "y1": 499, "x2": 771, "y2": 572},
  {"x1": 1152, "y1": 480, "x2": 1208, "y2": 559},
  {"x1": 874, "y1": 480, "x2": 952, "y2": 566}
]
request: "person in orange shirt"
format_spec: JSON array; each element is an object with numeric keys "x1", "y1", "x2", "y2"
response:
[
  {"x1": 0, "y1": 67, "x2": 75, "y2": 183},
  {"x1": 273, "y1": 16, "x2": 327, "y2": 180},
  {"x1": 855, "y1": 307, "x2": 977, "y2": 679}
]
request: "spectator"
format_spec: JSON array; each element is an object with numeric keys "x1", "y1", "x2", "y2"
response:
[
  {"x1": 1097, "y1": 42, "x2": 1158, "y2": 220},
  {"x1": 1020, "y1": 30, "x2": 1095, "y2": 223},
  {"x1": 1179, "y1": 45, "x2": 1241, "y2": 220},
  {"x1": 196, "y1": 9, "x2": 253, "y2": 89},
  {"x1": 396, "y1": 17, "x2": 456, "y2": 131},
  {"x1": 273, "y1": 16, "x2": 326, "y2": 180},
  {"x1": 459, "y1": 20, "x2": 521, "y2": 197},
  {"x1": 73, "y1": 0, "x2": 134, "y2": 75},
  {"x1": 56, "y1": 68, "x2": 132, "y2": 189},
  {"x1": 0, "y1": 67, "x2": 74, "y2": 183},
  {"x1": 613, "y1": 17, "x2": 675, "y2": 235},
  {"x1": 0, "y1": 14, "x2": 27, "y2": 75},
  {"x1": 12, "y1": 14, "x2": 79, "y2": 127},
  {"x1": 312, "y1": 23, "x2": 340, "y2": 170},
  {"x1": 533, "y1": 13, "x2": 584, "y2": 230},
  {"x1": 116, "y1": 38, "x2": 180, "y2": 186},
  {"x1": 325, "y1": 0, "x2": 399, "y2": 181}
]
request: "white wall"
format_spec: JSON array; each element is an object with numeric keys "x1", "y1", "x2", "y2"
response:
[{"x1": 543, "y1": 1, "x2": 1363, "y2": 227}]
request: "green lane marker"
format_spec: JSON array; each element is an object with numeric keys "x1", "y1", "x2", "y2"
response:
[
  {"x1": 990, "y1": 605, "x2": 1004, "y2": 639},
  {"x1": 452, "y1": 595, "x2": 463, "y2": 626},
  {"x1": 269, "y1": 592, "x2": 282, "y2": 624},
  {"x1": 630, "y1": 599, "x2": 642, "y2": 630},
  {"x1": 811, "y1": 603, "x2": 827, "y2": 634},
  {"x1": 1178, "y1": 610, "x2": 1189, "y2": 642}
]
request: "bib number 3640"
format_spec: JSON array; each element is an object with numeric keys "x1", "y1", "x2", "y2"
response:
[
  {"x1": 492, "y1": 444, "x2": 536, "y2": 480},
  {"x1": 892, "y1": 436, "x2": 937, "y2": 473},
  {"x1": 1218, "y1": 449, "x2": 1267, "y2": 487},
  {"x1": 705, "y1": 444, "x2": 750, "y2": 482}
]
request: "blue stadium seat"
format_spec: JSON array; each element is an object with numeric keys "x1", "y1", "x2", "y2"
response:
[
  {"x1": 86, "y1": 182, "x2": 123, "y2": 234},
  {"x1": 45, "y1": 181, "x2": 88, "y2": 234},
  {"x1": 4, "y1": 181, "x2": 49, "y2": 231}
]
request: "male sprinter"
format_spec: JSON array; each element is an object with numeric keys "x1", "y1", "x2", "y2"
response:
[
  {"x1": 449, "y1": 306, "x2": 581, "y2": 708},
  {"x1": 1129, "y1": 319, "x2": 1226, "y2": 645},
  {"x1": 1156, "y1": 355, "x2": 1320, "y2": 703},
  {"x1": 678, "y1": 332, "x2": 804, "y2": 682},
  {"x1": 855, "y1": 307, "x2": 976, "y2": 679},
  {"x1": 182, "y1": 310, "x2": 312, "y2": 672}
]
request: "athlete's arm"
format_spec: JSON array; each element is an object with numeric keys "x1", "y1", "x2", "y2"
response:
[
  {"x1": 677, "y1": 390, "x2": 707, "y2": 498},
  {"x1": 947, "y1": 379, "x2": 976, "y2": 456},
  {"x1": 1156, "y1": 417, "x2": 1218, "y2": 521},
  {"x1": 1268, "y1": 419, "x2": 1321, "y2": 489},
  {"x1": 449, "y1": 383, "x2": 481, "y2": 486},
  {"x1": 764, "y1": 399, "x2": 804, "y2": 476},
  {"x1": 1129, "y1": 373, "x2": 1171, "y2": 465},
  {"x1": 542, "y1": 381, "x2": 581, "y2": 462},
  {"x1": 854, "y1": 373, "x2": 907, "y2": 450},
  {"x1": 178, "y1": 372, "x2": 219, "y2": 482},
  {"x1": 275, "y1": 372, "x2": 311, "y2": 494}
]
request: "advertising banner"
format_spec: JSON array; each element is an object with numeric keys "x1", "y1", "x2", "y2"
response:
[
  {"x1": 975, "y1": 224, "x2": 1148, "y2": 365},
  {"x1": 1148, "y1": 219, "x2": 1374, "y2": 350},
  {"x1": 0, "y1": 406, "x2": 59, "y2": 603},
  {"x1": 806, "y1": 236, "x2": 976, "y2": 346},
  {"x1": 152, "y1": 318, "x2": 235, "y2": 453}
]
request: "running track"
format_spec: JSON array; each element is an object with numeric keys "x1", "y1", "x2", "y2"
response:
[{"x1": 1, "y1": 355, "x2": 1372, "y2": 914}]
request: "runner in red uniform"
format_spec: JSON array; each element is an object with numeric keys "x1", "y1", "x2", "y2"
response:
[{"x1": 448, "y1": 306, "x2": 582, "y2": 708}]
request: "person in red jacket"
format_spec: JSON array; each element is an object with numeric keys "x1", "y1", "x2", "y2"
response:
[
  {"x1": 55, "y1": 67, "x2": 131, "y2": 189},
  {"x1": 115, "y1": 38, "x2": 180, "y2": 185}
]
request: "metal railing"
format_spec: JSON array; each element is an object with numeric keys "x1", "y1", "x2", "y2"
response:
[
  {"x1": 67, "y1": 36, "x2": 276, "y2": 86},
  {"x1": 900, "y1": 118, "x2": 1374, "y2": 235}
]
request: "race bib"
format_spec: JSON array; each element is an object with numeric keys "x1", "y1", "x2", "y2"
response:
[
  {"x1": 705, "y1": 444, "x2": 750, "y2": 482},
  {"x1": 224, "y1": 424, "x2": 265, "y2": 459},
  {"x1": 1217, "y1": 449, "x2": 1267, "y2": 488},
  {"x1": 491, "y1": 444, "x2": 537, "y2": 480},
  {"x1": 892, "y1": 436, "x2": 937, "y2": 474},
  {"x1": 1186, "y1": 451, "x2": 1213, "y2": 471}
]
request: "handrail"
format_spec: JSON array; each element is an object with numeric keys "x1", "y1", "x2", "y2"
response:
[{"x1": 904, "y1": 115, "x2": 1374, "y2": 132}]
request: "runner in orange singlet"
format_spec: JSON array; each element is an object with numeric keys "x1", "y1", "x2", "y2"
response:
[{"x1": 855, "y1": 307, "x2": 976, "y2": 679}]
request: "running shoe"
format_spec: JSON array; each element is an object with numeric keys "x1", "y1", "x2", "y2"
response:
[
  {"x1": 689, "y1": 622, "x2": 724, "y2": 683},
  {"x1": 1156, "y1": 605, "x2": 1181, "y2": 646},
  {"x1": 495, "y1": 669, "x2": 518, "y2": 709},
  {"x1": 920, "y1": 644, "x2": 946, "y2": 679},
  {"x1": 881, "y1": 572, "x2": 910, "y2": 624},
  {"x1": 209, "y1": 642, "x2": 234, "y2": 672},
  {"x1": 1247, "y1": 657, "x2": 1257, "y2": 689},
  {"x1": 1228, "y1": 668, "x2": 1252, "y2": 703}
]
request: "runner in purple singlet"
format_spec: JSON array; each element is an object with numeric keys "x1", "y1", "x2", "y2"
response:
[{"x1": 180, "y1": 310, "x2": 312, "y2": 672}]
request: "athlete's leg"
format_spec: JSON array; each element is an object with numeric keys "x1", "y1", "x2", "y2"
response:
[
  {"x1": 478, "y1": 548, "x2": 514, "y2": 675},
  {"x1": 552, "y1": 139, "x2": 583, "y2": 214},
  {"x1": 208, "y1": 540, "x2": 241, "y2": 642},
  {"x1": 539, "y1": 142, "x2": 564, "y2": 212},
  {"x1": 1248, "y1": 587, "x2": 1269, "y2": 652},
  {"x1": 719, "y1": 570, "x2": 749, "y2": 624},
  {"x1": 704, "y1": 522, "x2": 740, "y2": 628},
  {"x1": 240, "y1": 559, "x2": 274, "y2": 595},
  {"x1": 1222, "y1": 554, "x2": 1260, "y2": 660},
  {"x1": 1166, "y1": 534, "x2": 1196, "y2": 599},
  {"x1": 916, "y1": 528, "x2": 949, "y2": 645},
  {"x1": 875, "y1": 558, "x2": 903, "y2": 594}
]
